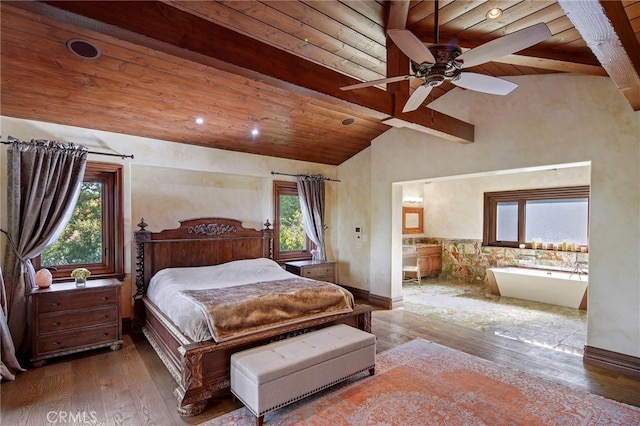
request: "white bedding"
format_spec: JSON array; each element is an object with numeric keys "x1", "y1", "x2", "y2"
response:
[{"x1": 146, "y1": 258, "x2": 310, "y2": 342}]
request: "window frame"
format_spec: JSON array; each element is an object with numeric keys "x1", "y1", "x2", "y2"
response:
[
  {"x1": 35, "y1": 162, "x2": 125, "y2": 282},
  {"x1": 272, "y1": 180, "x2": 313, "y2": 262},
  {"x1": 483, "y1": 185, "x2": 590, "y2": 248}
]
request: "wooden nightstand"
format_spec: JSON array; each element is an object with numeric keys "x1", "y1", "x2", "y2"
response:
[
  {"x1": 285, "y1": 260, "x2": 337, "y2": 283},
  {"x1": 30, "y1": 278, "x2": 122, "y2": 367}
]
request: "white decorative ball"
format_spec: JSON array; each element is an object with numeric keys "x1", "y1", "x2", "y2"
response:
[{"x1": 35, "y1": 268, "x2": 53, "y2": 288}]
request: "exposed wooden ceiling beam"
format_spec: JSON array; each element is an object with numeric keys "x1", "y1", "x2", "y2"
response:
[
  {"x1": 558, "y1": 0, "x2": 640, "y2": 110},
  {"x1": 386, "y1": 0, "x2": 411, "y2": 118},
  {"x1": 497, "y1": 54, "x2": 608, "y2": 76},
  {"x1": 387, "y1": 0, "x2": 410, "y2": 30},
  {"x1": 28, "y1": 0, "x2": 474, "y2": 143}
]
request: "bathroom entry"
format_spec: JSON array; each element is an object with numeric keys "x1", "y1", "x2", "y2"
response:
[{"x1": 397, "y1": 163, "x2": 591, "y2": 354}]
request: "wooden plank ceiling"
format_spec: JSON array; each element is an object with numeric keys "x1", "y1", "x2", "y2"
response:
[{"x1": 1, "y1": 1, "x2": 639, "y2": 166}]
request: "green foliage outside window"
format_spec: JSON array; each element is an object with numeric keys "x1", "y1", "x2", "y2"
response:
[
  {"x1": 41, "y1": 182, "x2": 103, "y2": 266},
  {"x1": 279, "y1": 194, "x2": 306, "y2": 251}
]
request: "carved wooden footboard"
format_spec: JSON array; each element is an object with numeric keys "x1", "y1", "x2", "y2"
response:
[
  {"x1": 134, "y1": 218, "x2": 372, "y2": 416},
  {"x1": 143, "y1": 298, "x2": 371, "y2": 415}
]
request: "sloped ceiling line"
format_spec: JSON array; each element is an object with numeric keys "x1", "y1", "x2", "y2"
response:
[{"x1": 38, "y1": 0, "x2": 475, "y2": 144}]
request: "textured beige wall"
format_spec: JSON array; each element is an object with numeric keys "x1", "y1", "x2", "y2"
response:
[
  {"x1": 336, "y1": 148, "x2": 371, "y2": 289},
  {"x1": 341, "y1": 73, "x2": 639, "y2": 358},
  {"x1": 131, "y1": 165, "x2": 267, "y2": 232}
]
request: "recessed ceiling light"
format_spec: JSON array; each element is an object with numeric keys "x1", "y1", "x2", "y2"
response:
[
  {"x1": 66, "y1": 39, "x2": 101, "y2": 60},
  {"x1": 341, "y1": 118, "x2": 355, "y2": 126},
  {"x1": 486, "y1": 8, "x2": 503, "y2": 20},
  {"x1": 195, "y1": 117, "x2": 204, "y2": 125},
  {"x1": 251, "y1": 128, "x2": 259, "y2": 136}
]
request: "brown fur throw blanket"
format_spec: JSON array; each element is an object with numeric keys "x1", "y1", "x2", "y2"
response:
[{"x1": 179, "y1": 278, "x2": 354, "y2": 342}]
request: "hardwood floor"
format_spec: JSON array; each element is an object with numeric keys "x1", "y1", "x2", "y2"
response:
[{"x1": 3, "y1": 308, "x2": 639, "y2": 425}]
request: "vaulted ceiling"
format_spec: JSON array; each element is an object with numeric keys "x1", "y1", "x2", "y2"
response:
[{"x1": 2, "y1": 1, "x2": 639, "y2": 165}]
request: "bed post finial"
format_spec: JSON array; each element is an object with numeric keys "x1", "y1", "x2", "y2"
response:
[
  {"x1": 138, "y1": 218, "x2": 148, "y2": 231},
  {"x1": 262, "y1": 220, "x2": 274, "y2": 259}
]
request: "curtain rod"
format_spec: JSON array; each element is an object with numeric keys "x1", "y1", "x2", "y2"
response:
[
  {"x1": 271, "y1": 171, "x2": 341, "y2": 182},
  {"x1": 1, "y1": 139, "x2": 134, "y2": 160}
]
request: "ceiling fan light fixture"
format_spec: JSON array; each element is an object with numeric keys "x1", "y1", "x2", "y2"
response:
[
  {"x1": 426, "y1": 72, "x2": 446, "y2": 87},
  {"x1": 486, "y1": 8, "x2": 503, "y2": 20}
]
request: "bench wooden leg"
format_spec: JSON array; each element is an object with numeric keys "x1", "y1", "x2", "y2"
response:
[
  {"x1": 369, "y1": 366, "x2": 375, "y2": 376},
  {"x1": 256, "y1": 414, "x2": 264, "y2": 426}
]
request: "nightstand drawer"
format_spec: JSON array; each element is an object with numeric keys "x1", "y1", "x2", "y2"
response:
[
  {"x1": 37, "y1": 307, "x2": 117, "y2": 334},
  {"x1": 302, "y1": 265, "x2": 334, "y2": 279},
  {"x1": 285, "y1": 260, "x2": 336, "y2": 283},
  {"x1": 37, "y1": 288, "x2": 118, "y2": 314},
  {"x1": 36, "y1": 324, "x2": 119, "y2": 355}
]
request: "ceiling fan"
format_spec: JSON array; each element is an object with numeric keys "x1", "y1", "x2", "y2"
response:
[{"x1": 341, "y1": 12, "x2": 551, "y2": 113}]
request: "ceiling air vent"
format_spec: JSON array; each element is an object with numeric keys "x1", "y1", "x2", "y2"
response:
[{"x1": 66, "y1": 39, "x2": 101, "y2": 60}]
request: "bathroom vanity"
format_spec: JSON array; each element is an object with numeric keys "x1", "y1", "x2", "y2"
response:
[{"x1": 402, "y1": 244, "x2": 442, "y2": 278}]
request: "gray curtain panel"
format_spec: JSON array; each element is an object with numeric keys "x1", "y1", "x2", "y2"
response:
[
  {"x1": 2, "y1": 138, "x2": 87, "y2": 370},
  {"x1": 0, "y1": 266, "x2": 24, "y2": 380},
  {"x1": 296, "y1": 175, "x2": 326, "y2": 261}
]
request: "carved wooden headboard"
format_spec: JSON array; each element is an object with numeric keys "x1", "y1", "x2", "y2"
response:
[{"x1": 133, "y1": 217, "x2": 273, "y2": 300}]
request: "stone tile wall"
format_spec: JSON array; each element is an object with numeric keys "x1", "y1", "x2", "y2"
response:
[{"x1": 403, "y1": 237, "x2": 589, "y2": 284}]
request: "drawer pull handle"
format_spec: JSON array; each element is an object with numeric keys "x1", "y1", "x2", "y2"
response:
[
  {"x1": 52, "y1": 342, "x2": 60, "y2": 346},
  {"x1": 51, "y1": 302, "x2": 59, "y2": 306},
  {"x1": 101, "y1": 297, "x2": 108, "y2": 300},
  {"x1": 101, "y1": 333, "x2": 108, "y2": 336},
  {"x1": 51, "y1": 322, "x2": 59, "y2": 326},
  {"x1": 101, "y1": 315, "x2": 108, "y2": 319}
]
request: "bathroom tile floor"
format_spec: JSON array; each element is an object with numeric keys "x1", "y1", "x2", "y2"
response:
[{"x1": 402, "y1": 278, "x2": 587, "y2": 356}]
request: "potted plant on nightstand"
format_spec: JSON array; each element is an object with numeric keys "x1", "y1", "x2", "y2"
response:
[{"x1": 71, "y1": 267, "x2": 91, "y2": 287}]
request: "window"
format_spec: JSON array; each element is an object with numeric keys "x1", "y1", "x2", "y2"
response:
[
  {"x1": 37, "y1": 162, "x2": 124, "y2": 281},
  {"x1": 483, "y1": 186, "x2": 589, "y2": 248},
  {"x1": 273, "y1": 180, "x2": 312, "y2": 261}
]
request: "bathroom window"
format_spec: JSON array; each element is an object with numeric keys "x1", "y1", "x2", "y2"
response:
[{"x1": 483, "y1": 186, "x2": 589, "y2": 248}]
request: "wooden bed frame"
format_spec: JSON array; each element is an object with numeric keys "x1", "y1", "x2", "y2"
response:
[{"x1": 133, "y1": 217, "x2": 372, "y2": 416}]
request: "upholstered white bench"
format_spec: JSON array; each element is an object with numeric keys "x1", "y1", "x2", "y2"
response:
[{"x1": 230, "y1": 324, "x2": 376, "y2": 426}]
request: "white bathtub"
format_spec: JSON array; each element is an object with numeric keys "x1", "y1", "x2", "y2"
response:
[{"x1": 487, "y1": 267, "x2": 588, "y2": 309}]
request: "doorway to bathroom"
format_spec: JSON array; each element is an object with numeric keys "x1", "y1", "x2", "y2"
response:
[{"x1": 399, "y1": 162, "x2": 591, "y2": 355}]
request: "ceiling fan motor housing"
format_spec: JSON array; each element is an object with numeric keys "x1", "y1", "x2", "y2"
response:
[{"x1": 411, "y1": 44, "x2": 463, "y2": 86}]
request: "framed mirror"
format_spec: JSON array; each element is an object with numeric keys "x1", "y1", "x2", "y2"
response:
[{"x1": 402, "y1": 207, "x2": 424, "y2": 234}]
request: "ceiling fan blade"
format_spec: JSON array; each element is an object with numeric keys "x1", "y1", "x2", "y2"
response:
[
  {"x1": 387, "y1": 29, "x2": 435, "y2": 64},
  {"x1": 452, "y1": 72, "x2": 517, "y2": 95},
  {"x1": 340, "y1": 75, "x2": 414, "y2": 91},
  {"x1": 402, "y1": 84, "x2": 433, "y2": 112},
  {"x1": 457, "y1": 23, "x2": 552, "y2": 68}
]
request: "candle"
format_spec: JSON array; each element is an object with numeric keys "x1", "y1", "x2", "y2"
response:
[
  {"x1": 519, "y1": 244, "x2": 525, "y2": 249},
  {"x1": 531, "y1": 240, "x2": 537, "y2": 250},
  {"x1": 561, "y1": 241, "x2": 567, "y2": 251}
]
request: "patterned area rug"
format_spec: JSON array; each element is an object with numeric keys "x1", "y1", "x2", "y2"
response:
[{"x1": 201, "y1": 339, "x2": 640, "y2": 425}]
